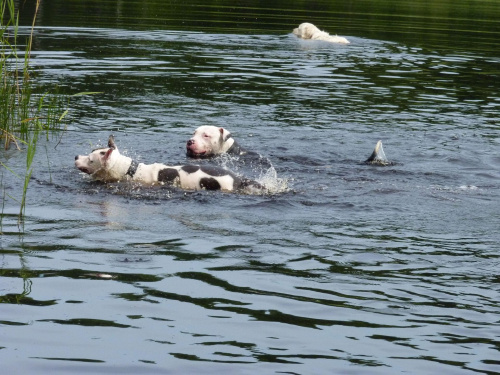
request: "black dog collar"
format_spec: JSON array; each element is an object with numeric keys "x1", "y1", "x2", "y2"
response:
[{"x1": 126, "y1": 160, "x2": 139, "y2": 177}]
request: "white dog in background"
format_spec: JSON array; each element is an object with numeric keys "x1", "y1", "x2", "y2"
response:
[
  {"x1": 293, "y1": 22, "x2": 350, "y2": 44},
  {"x1": 186, "y1": 126, "x2": 245, "y2": 158}
]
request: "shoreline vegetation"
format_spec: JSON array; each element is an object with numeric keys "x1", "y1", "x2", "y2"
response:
[{"x1": 1, "y1": 0, "x2": 68, "y2": 227}]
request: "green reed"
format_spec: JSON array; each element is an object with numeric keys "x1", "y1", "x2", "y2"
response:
[{"x1": 1, "y1": 0, "x2": 68, "y2": 226}]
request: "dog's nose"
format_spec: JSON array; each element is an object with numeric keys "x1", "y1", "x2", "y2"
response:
[
  {"x1": 187, "y1": 139, "x2": 194, "y2": 146},
  {"x1": 75, "y1": 155, "x2": 79, "y2": 160}
]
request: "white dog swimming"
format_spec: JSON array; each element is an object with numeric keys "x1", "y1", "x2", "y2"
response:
[
  {"x1": 75, "y1": 135, "x2": 263, "y2": 193},
  {"x1": 293, "y1": 22, "x2": 350, "y2": 44}
]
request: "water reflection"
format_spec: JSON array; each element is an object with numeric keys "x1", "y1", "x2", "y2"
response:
[
  {"x1": 26, "y1": 26, "x2": 500, "y2": 149},
  {"x1": 18, "y1": 0, "x2": 500, "y2": 52}
]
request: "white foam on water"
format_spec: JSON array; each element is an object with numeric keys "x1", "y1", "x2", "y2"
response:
[{"x1": 458, "y1": 185, "x2": 478, "y2": 191}]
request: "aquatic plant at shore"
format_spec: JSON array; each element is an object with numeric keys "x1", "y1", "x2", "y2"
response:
[{"x1": 1, "y1": 0, "x2": 68, "y2": 226}]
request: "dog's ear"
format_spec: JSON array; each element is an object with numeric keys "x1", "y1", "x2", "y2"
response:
[
  {"x1": 219, "y1": 127, "x2": 231, "y2": 141},
  {"x1": 218, "y1": 128, "x2": 225, "y2": 144},
  {"x1": 108, "y1": 135, "x2": 116, "y2": 149},
  {"x1": 104, "y1": 148, "x2": 114, "y2": 161}
]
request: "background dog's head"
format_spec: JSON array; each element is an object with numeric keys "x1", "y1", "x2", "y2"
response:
[
  {"x1": 186, "y1": 126, "x2": 233, "y2": 157},
  {"x1": 293, "y1": 23, "x2": 320, "y2": 39}
]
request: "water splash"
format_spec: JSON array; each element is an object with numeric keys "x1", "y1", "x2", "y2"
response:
[
  {"x1": 214, "y1": 153, "x2": 289, "y2": 194},
  {"x1": 257, "y1": 166, "x2": 290, "y2": 195}
]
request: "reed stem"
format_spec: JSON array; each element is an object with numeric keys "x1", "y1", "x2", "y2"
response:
[{"x1": 1, "y1": 0, "x2": 68, "y2": 227}]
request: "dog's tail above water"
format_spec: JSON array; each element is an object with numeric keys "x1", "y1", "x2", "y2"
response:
[{"x1": 365, "y1": 140, "x2": 392, "y2": 166}]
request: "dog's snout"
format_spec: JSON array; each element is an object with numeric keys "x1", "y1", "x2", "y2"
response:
[{"x1": 187, "y1": 139, "x2": 194, "y2": 146}]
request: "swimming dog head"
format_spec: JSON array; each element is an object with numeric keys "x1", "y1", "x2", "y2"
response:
[
  {"x1": 293, "y1": 22, "x2": 350, "y2": 44},
  {"x1": 293, "y1": 22, "x2": 321, "y2": 39},
  {"x1": 186, "y1": 125, "x2": 237, "y2": 157},
  {"x1": 74, "y1": 135, "x2": 128, "y2": 181}
]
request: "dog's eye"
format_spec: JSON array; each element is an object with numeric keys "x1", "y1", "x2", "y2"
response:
[
  {"x1": 203, "y1": 134, "x2": 210, "y2": 138},
  {"x1": 100, "y1": 151, "x2": 106, "y2": 155}
]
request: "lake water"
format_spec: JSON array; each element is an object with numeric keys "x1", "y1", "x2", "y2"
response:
[{"x1": 1, "y1": 0, "x2": 500, "y2": 374}]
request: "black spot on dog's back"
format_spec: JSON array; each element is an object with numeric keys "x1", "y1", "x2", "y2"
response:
[
  {"x1": 182, "y1": 164, "x2": 235, "y2": 178},
  {"x1": 200, "y1": 165, "x2": 233, "y2": 177},
  {"x1": 158, "y1": 168, "x2": 180, "y2": 183},
  {"x1": 181, "y1": 165, "x2": 200, "y2": 174},
  {"x1": 200, "y1": 177, "x2": 221, "y2": 190}
]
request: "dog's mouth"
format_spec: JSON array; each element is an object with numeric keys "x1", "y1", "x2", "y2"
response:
[
  {"x1": 77, "y1": 167, "x2": 92, "y2": 174},
  {"x1": 186, "y1": 149, "x2": 207, "y2": 158}
]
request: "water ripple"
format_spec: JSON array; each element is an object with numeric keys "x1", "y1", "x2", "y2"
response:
[{"x1": 2, "y1": 19, "x2": 500, "y2": 375}]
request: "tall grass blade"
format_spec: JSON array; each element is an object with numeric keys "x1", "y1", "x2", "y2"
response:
[{"x1": 1, "y1": 0, "x2": 69, "y2": 226}]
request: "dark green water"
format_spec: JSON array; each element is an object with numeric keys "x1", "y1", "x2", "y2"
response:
[{"x1": 2, "y1": 0, "x2": 500, "y2": 374}]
